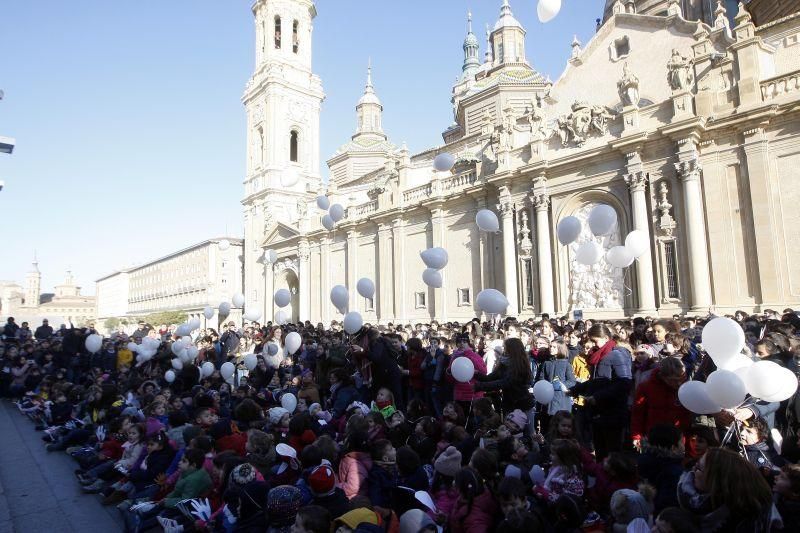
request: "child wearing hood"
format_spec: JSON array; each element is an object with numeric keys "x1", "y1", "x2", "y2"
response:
[
  {"x1": 367, "y1": 439, "x2": 398, "y2": 509},
  {"x1": 609, "y1": 485, "x2": 655, "y2": 532},
  {"x1": 370, "y1": 387, "x2": 397, "y2": 420}
]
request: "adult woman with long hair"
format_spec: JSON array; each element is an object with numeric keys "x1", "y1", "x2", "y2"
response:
[
  {"x1": 677, "y1": 447, "x2": 780, "y2": 531},
  {"x1": 569, "y1": 324, "x2": 632, "y2": 459},
  {"x1": 540, "y1": 340, "x2": 577, "y2": 423},
  {"x1": 474, "y1": 337, "x2": 534, "y2": 424}
]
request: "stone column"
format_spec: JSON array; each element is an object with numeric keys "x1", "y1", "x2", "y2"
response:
[
  {"x1": 298, "y1": 239, "x2": 311, "y2": 322},
  {"x1": 675, "y1": 157, "x2": 713, "y2": 311},
  {"x1": 499, "y1": 200, "x2": 519, "y2": 316},
  {"x1": 391, "y1": 218, "x2": 407, "y2": 322},
  {"x1": 320, "y1": 236, "x2": 331, "y2": 324},
  {"x1": 263, "y1": 259, "x2": 274, "y2": 324},
  {"x1": 624, "y1": 171, "x2": 658, "y2": 315},
  {"x1": 430, "y1": 206, "x2": 447, "y2": 321},
  {"x1": 346, "y1": 230, "x2": 358, "y2": 313},
  {"x1": 377, "y1": 223, "x2": 394, "y2": 323},
  {"x1": 533, "y1": 193, "x2": 555, "y2": 316}
]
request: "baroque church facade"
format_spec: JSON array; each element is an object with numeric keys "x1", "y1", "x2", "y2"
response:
[{"x1": 242, "y1": 0, "x2": 800, "y2": 324}]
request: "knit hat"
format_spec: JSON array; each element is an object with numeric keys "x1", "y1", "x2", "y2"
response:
[
  {"x1": 336, "y1": 508, "x2": 381, "y2": 529},
  {"x1": 247, "y1": 429, "x2": 273, "y2": 455},
  {"x1": 230, "y1": 463, "x2": 258, "y2": 487},
  {"x1": 505, "y1": 409, "x2": 528, "y2": 431},
  {"x1": 269, "y1": 407, "x2": 289, "y2": 425},
  {"x1": 145, "y1": 418, "x2": 165, "y2": 437},
  {"x1": 610, "y1": 489, "x2": 653, "y2": 527},
  {"x1": 308, "y1": 402, "x2": 322, "y2": 416},
  {"x1": 182, "y1": 424, "x2": 202, "y2": 445},
  {"x1": 434, "y1": 446, "x2": 462, "y2": 478},
  {"x1": 308, "y1": 464, "x2": 336, "y2": 496},
  {"x1": 504, "y1": 464, "x2": 522, "y2": 479},
  {"x1": 399, "y1": 509, "x2": 441, "y2": 533},
  {"x1": 347, "y1": 401, "x2": 370, "y2": 416},
  {"x1": 266, "y1": 485, "x2": 302, "y2": 527}
]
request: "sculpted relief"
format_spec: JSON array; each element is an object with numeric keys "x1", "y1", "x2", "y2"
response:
[
  {"x1": 554, "y1": 101, "x2": 616, "y2": 147},
  {"x1": 667, "y1": 49, "x2": 695, "y2": 92}
]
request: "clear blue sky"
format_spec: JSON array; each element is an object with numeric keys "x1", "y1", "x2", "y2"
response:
[{"x1": 0, "y1": 0, "x2": 600, "y2": 294}]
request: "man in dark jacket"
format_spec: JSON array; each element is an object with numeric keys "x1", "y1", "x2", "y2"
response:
[
  {"x1": 2, "y1": 317, "x2": 19, "y2": 340},
  {"x1": 219, "y1": 322, "x2": 241, "y2": 359},
  {"x1": 637, "y1": 424, "x2": 685, "y2": 513},
  {"x1": 34, "y1": 319, "x2": 53, "y2": 340},
  {"x1": 366, "y1": 329, "x2": 403, "y2": 411}
]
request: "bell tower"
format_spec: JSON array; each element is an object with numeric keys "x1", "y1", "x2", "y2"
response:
[{"x1": 24, "y1": 254, "x2": 41, "y2": 308}]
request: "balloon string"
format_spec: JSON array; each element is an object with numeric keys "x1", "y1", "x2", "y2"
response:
[{"x1": 622, "y1": 267, "x2": 633, "y2": 298}]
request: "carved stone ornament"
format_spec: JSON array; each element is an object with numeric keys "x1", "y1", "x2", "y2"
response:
[
  {"x1": 667, "y1": 49, "x2": 695, "y2": 92},
  {"x1": 518, "y1": 210, "x2": 533, "y2": 256},
  {"x1": 656, "y1": 181, "x2": 677, "y2": 236},
  {"x1": 617, "y1": 62, "x2": 640, "y2": 107},
  {"x1": 275, "y1": 257, "x2": 299, "y2": 275},
  {"x1": 263, "y1": 209, "x2": 275, "y2": 232},
  {"x1": 499, "y1": 106, "x2": 516, "y2": 151},
  {"x1": 554, "y1": 101, "x2": 616, "y2": 147},
  {"x1": 296, "y1": 199, "x2": 308, "y2": 220},
  {"x1": 523, "y1": 95, "x2": 550, "y2": 141},
  {"x1": 366, "y1": 172, "x2": 392, "y2": 199}
]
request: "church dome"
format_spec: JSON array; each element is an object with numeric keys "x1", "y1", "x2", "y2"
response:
[
  {"x1": 357, "y1": 91, "x2": 381, "y2": 106},
  {"x1": 494, "y1": 0, "x2": 523, "y2": 31}
]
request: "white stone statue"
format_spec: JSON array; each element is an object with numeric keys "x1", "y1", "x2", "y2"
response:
[
  {"x1": 555, "y1": 101, "x2": 616, "y2": 147},
  {"x1": 524, "y1": 95, "x2": 549, "y2": 141},
  {"x1": 617, "y1": 62, "x2": 640, "y2": 107},
  {"x1": 667, "y1": 49, "x2": 695, "y2": 92}
]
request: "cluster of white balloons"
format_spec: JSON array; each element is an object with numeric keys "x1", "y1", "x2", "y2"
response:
[
  {"x1": 433, "y1": 152, "x2": 456, "y2": 172},
  {"x1": 476, "y1": 209, "x2": 500, "y2": 233},
  {"x1": 420, "y1": 247, "x2": 448, "y2": 288},
  {"x1": 557, "y1": 205, "x2": 650, "y2": 268},
  {"x1": 318, "y1": 195, "x2": 344, "y2": 231},
  {"x1": 678, "y1": 317, "x2": 799, "y2": 414},
  {"x1": 537, "y1": 0, "x2": 562, "y2": 23},
  {"x1": 329, "y1": 281, "x2": 369, "y2": 334},
  {"x1": 476, "y1": 288, "x2": 509, "y2": 315},
  {"x1": 135, "y1": 337, "x2": 161, "y2": 365}
]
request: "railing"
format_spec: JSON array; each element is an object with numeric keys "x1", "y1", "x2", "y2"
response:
[
  {"x1": 442, "y1": 171, "x2": 477, "y2": 192},
  {"x1": 348, "y1": 199, "x2": 378, "y2": 218},
  {"x1": 761, "y1": 70, "x2": 800, "y2": 100},
  {"x1": 402, "y1": 184, "x2": 432, "y2": 204}
]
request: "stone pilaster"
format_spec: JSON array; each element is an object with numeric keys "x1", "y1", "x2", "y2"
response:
[
  {"x1": 623, "y1": 157, "x2": 658, "y2": 315},
  {"x1": 298, "y1": 239, "x2": 311, "y2": 322},
  {"x1": 430, "y1": 205, "x2": 448, "y2": 321},
  {"x1": 377, "y1": 223, "x2": 394, "y2": 323},
  {"x1": 346, "y1": 230, "x2": 358, "y2": 314},
  {"x1": 391, "y1": 218, "x2": 407, "y2": 322},
  {"x1": 498, "y1": 189, "x2": 518, "y2": 317},
  {"x1": 532, "y1": 184, "x2": 555, "y2": 316}
]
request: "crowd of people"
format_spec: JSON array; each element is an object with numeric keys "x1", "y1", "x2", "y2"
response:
[{"x1": 2, "y1": 308, "x2": 800, "y2": 532}]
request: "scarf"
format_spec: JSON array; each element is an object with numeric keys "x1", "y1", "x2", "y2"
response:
[{"x1": 588, "y1": 339, "x2": 616, "y2": 367}]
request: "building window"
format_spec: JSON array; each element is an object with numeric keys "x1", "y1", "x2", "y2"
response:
[
  {"x1": 612, "y1": 36, "x2": 630, "y2": 61},
  {"x1": 664, "y1": 240, "x2": 679, "y2": 299},
  {"x1": 365, "y1": 297, "x2": 374, "y2": 312},
  {"x1": 292, "y1": 20, "x2": 299, "y2": 53},
  {"x1": 289, "y1": 130, "x2": 299, "y2": 162},
  {"x1": 274, "y1": 16, "x2": 281, "y2": 49},
  {"x1": 524, "y1": 258, "x2": 534, "y2": 307},
  {"x1": 457, "y1": 288, "x2": 471, "y2": 306},
  {"x1": 222, "y1": 278, "x2": 227, "y2": 285},
  {"x1": 415, "y1": 292, "x2": 426, "y2": 309}
]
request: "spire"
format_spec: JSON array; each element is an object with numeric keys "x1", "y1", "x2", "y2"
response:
[
  {"x1": 357, "y1": 59, "x2": 381, "y2": 107},
  {"x1": 366, "y1": 57, "x2": 373, "y2": 91},
  {"x1": 30, "y1": 251, "x2": 40, "y2": 273},
  {"x1": 354, "y1": 59, "x2": 385, "y2": 139},
  {"x1": 461, "y1": 10, "x2": 480, "y2": 75},
  {"x1": 484, "y1": 23, "x2": 493, "y2": 63}
]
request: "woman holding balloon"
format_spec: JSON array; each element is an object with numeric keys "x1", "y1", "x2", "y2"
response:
[
  {"x1": 473, "y1": 338, "x2": 534, "y2": 419},
  {"x1": 447, "y1": 333, "x2": 487, "y2": 418}
]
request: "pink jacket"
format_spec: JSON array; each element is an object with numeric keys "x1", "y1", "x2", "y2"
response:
[
  {"x1": 448, "y1": 349, "x2": 486, "y2": 402},
  {"x1": 448, "y1": 489, "x2": 497, "y2": 533},
  {"x1": 433, "y1": 487, "x2": 459, "y2": 518},
  {"x1": 338, "y1": 451, "x2": 373, "y2": 500}
]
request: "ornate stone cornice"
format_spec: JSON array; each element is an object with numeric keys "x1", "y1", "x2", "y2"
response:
[
  {"x1": 532, "y1": 193, "x2": 550, "y2": 211},
  {"x1": 624, "y1": 171, "x2": 648, "y2": 193},
  {"x1": 675, "y1": 159, "x2": 702, "y2": 182}
]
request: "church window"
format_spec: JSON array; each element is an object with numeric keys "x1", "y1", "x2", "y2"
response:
[
  {"x1": 274, "y1": 16, "x2": 282, "y2": 49},
  {"x1": 524, "y1": 259, "x2": 534, "y2": 307},
  {"x1": 458, "y1": 288, "x2": 471, "y2": 306},
  {"x1": 289, "y1": 130, "x2": 299, "y2": 162},
  {"x1": 612, "y1": 36, "x2": 630, "y2": 61},
  {"x1": 664, "y1": 240, "x2": 680, "y2": 299},
  {"x1": 415, "y1": 292, "x2": 426, "y2": 309},
  {"x1": 292, "y1": 20, "x2": 299, "y2": 53},
  {"x1": 365, "y1": 297, "x2": 374, "y2": 312}
]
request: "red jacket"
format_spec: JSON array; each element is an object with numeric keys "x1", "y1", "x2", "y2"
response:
[
  {"x1": 100, "y1": 438, "x2": 124, "y2": 461},
  {"x1": 448, "y1": 489, "x2": 497, "y2": 533},
  {"x1": 408, "y1": 350, "x2": 425, "y2": 390},
  {"x1": 630, "y1": 368, "x2": 692, "y2": 443},
  {"x1": 447, "y1": 349, "x2": 487, "y2": 402}
]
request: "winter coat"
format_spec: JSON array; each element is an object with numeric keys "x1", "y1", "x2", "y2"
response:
[
  {"x1": 297, "y1": 384, "x2": 320, "y2": 406},
  {"x1": 408, "y1": 350, "x2": 425, "y2": 390},
  {"x1": 163, "y1": 467, "x2": 213, "y2": 508},
  {"x1": 448, "y1": 489, "x2": 497, "y2": 533},
  {"x1": 128, "y1": 446, "x2": 176, "y2": 490},
  {"x1": 368, "y1": 463, "x2": 399, "y2": 508},
  {"x1": 571, "y1": 345, "x2": 632, "y2": 427},
  {"x1": 116, "y1": 441, "x2": 145, "y2": 470},
  {"x1": 339, "y1": 451, "x2": 373, "y2": 500},
  {"x1": 630, "y1": 368, "x2": 692, "y2": 443},
  {"x1": 474, "y1": 357, "x2": 534, "y2": 413},
  {"x1": 637, "y1": 445, "x2": 685, "y2": 513},
  {"x1": 313, "y1": 488, "x2": 350, "y2": 520},
  {"x1": 540, "y1": 358, "x2": 577, "y2": 415},
  {"x1": 447, "y1": 349, "x2": 487, "y2": 402},
  {"x1": 434, "y1": 486, "x2": 459, "y2": 519},
  {"x1": 329, "y1": 384, "x2": 359, "y2": 419}
]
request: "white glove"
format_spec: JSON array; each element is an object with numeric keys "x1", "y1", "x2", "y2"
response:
[
  {"x1": 157, "y1": 516, "x2": 184, "y2": 533},
  {"x1": 130, "y1": 501, "x2": 156, "y2": 513},
  {"x1": 114, "y1": 464, "x2": 129, "y2": 475},
  {"x1": 222, "y1": 504, "x2": 237, "y2": 525},
  {"x1": 190, "y1": 498, "x2": 212, "y2": 521},
  {"x1": 65, "y1": 420, "x2": 76, "y2": 430},
  {"x1": 96, "y1": 426, "x2": 106, "y2": 442}
]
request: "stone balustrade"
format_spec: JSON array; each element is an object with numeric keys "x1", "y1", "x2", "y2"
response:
[{"x1": 761, "y1": 70, "x2": 800, "y2": 100}]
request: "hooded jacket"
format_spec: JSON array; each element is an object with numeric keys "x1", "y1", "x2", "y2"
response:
[{"x1": 630, "y1": 368, "x2": 692, "y2": 443}]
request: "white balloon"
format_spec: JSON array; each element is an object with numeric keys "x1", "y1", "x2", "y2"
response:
[
  {"x1": 678, "y1": 381, "x2": 720, "y2": 415},
  {"x1": 760, "y1": 368, "x2": 799, "y2": 402},
  {"x1": 356, "y1": 278, "x2": 375, "y2": 299},
  {"x1": 530, "y1": 465, "x2": 546, "y2": 485},
  {"x1": 537, "y1": 0, "x2": 562, "y2": 23},
  {"x1": 267, "y1": 343, "x2": 279, "y2": 356},
  {"x1": 605, "y1": 246, "x2": 635, "y2": 268},
  {"x1": 232, "y1": 293, "x2": 245, "y2": 308},
  {"x1": 165, "y1": 370, "x2": 176, "y2": 383},
  {"x1": 186, "y1": 346, "x2": 199, "y2": 360},
  {"x1": 171, "y1": 358, "x2": 184, "y2": 371},
  {"x1": 329, "y1": 204, "x2": 345, "y2": 222},
  {"x1": 745, "y1": 360, "x2": 785, "y2": 399},
  {"x1": 706, "y1": 370, "x2": 747, "y2": 409},
  {"x1": 171, "y1": 342, "x2": 185, "y2": 356},
  {"x1": 243, "y1": 354, "x2": 258, "y2": 371},
  {"x1": 275, "y1": 289, "x2": 292, "y2": 308},
  {"x1": 181, "y1": 335, "x2": 192, "y2": 345},
  {"x1": 127, "y1": 342, "x2": 138, "y2": 353},
  {"x1": 285, "y1": 332, "x2": 302, "y2": 354},
  {"x1": 274, "y1": 310, "x2": 289, "y2": 325},
  {"x1": 343, "y1": 312, "x2": 364, "y2": 334},
  {"x1": 175, "y1": 324, "x2": 191, "y2": 337},
  {"x1": 189, "y1": 318, "x2": 201, "y2": 331},
  {"x1": 433, "y1": 152, "x2": 456, "y2": 172},
  {"x1": 587, "y1": 204, "x2": 617, "y2": 236},
  {"x1": 330, "y1": 285, "x2": 349, "y2": 312},
  {"x1": 179, "y1": 349, "x2": 192, "y2": 364},
  {"x1": 85, "y1": 334, "x2": 103, "y2": 354},
  {"x1": 420, "y1": 247, "x2": 448, "y2": 269},
  {"x1": 476, "y1": 209, "x2": 500, "y2": 233},
  {"x1": 218, "y1": 239, "x2": 231, "y2": 251},
  {"x1": 701, "y1": 317, "x2": 745, "y2": 367},
  {"x1": 533, "y1": 380, "x2": 555, "y2": 404},
  {"x1": 281, "y1": 393, "x2": 297, "y2": 413},
  {"x1": 719, "y1": 354, "x2": 753, "y2": 372},
  {"x1": 220, "y1": 362, "x2": 235, "y2": 379},
  {"x1": 625, "y1": 230, "x2": 650, "y2": 258},
  {"x1": 201, "y1": 361, "x2": 215, "y2": 377},
  {"x1": 576, "y1": 241, "x2": 604, "y2": 265},
  {"x1": 321, "y1": 214, "x2": 335, "y2": 231},
  {"x1": 422, "y1": 268, "x2": 443, "y2": 288},
  {"x1": 203, "y1": 306, "x2": 215, "y2": 320},
  {"x1": 219, "y1": 302, "x2": 231, "y2": 317},
  {"x1": 281, "y1": 167, "x2": 299, "y2": 187},
  {"x1": 476, "y1": 289, "x2": 509, "y2": 315},
  {"x1": 451, "y1": 357, "x2": 475, "y2": 383},
  {"x1": 317, "y1": 195, "x2": 331, "y2": 210},
  {"x1": 556, "y1": 216, "x2": 582, "y2": 245},
  {"x1": 243, "y1": 309, "x2": 262, "y2": 322},
  {"x1": 265, "y1": 249, "x2": 278, "y2": 264}
]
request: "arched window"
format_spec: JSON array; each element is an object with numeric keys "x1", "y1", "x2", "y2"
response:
[
  {"x1": 274, "y1": 16, "x2": 281, "y2": 49},
  {"x1": 289, "y1": 130, "x2": 299, "y2": 162},
  {"x1": 292, "y1": 20, "x2": 299, "y2": 54}
]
